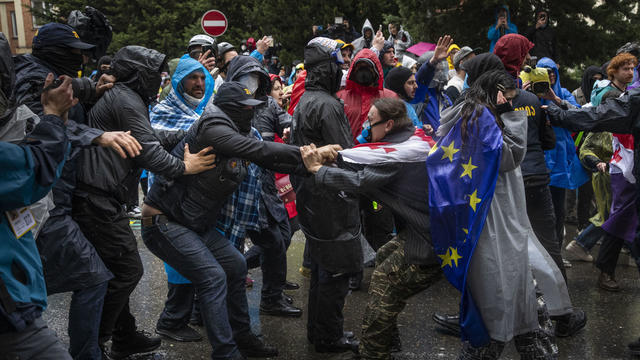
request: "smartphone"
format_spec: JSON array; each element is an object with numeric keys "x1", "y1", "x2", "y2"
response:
[
  {"x1": 334, "y1": 17, "x2": 343, "y2": 25},
  {"x1": 267, "y1": 35, "x2": 274, "y2": 47}
]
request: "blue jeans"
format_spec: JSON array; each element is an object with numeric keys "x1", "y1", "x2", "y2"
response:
[
  {"x1": 141, "y1": 221, "x2": 250, "y2": 359},
  {"x1": 69, "y1": 281, "x2": 108, "y2": 360},
  {"x1": 575, "y1": 223, "x2": 606, "y2": 251}
]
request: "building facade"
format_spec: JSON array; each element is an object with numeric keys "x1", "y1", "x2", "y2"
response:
[{"x1": 0, "y1": 0, "x2": 47, "y2": 54}]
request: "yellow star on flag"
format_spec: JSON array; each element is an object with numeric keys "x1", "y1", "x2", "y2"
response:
[
  {"x1": 440, "y1": 141, "x2": 460, "y2": 162},
  {"x1": 460, "y1": 157, "x2": 478, "y2": 179},
  {"x1": 449, "y1": 247, "x2": 462, "y2": 267},
  {"x1": 428, "y1": 143, "x2": 439, "y2": 156},
  {"x1": 438, "y1": 249, "x2": 452, "y2": 268},
  {"x1": 468, "y1": 189, "x2": 482, "y2": 212},
  {"x1": 462, "y1": 228, "x2": 468, "y2": 235}
]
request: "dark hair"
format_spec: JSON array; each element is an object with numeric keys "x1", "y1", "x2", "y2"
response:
[
  {"x1": 459, "y1": 70, "x2": 514, "y2": 143},
  {"x1": 372, "y1": 97, "x2": 412, "y2": 133}
]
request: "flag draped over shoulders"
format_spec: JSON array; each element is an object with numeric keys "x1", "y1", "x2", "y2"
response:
[{"x1": 426, "y1": 106, "x2": 502, "y2": 347}]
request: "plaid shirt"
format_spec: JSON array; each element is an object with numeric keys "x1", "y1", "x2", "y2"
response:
[{"x1": 216, "y1": 128, "x2": 266, "y2": 250}]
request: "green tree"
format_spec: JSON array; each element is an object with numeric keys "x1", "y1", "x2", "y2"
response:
[{"x1": 396, "y1": 0, "x2": 640, "y2": 89}]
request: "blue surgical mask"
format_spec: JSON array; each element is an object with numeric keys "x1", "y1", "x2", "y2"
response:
[{"x1": 463, "y1": 73, "x2": 470, "y2": 90}]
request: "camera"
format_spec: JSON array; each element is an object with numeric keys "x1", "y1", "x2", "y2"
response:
[
  {"x1": 519, "y1": 66, "x2": 550, "y2": 97},
  {"x1": 43, "y1": 77, "x2": 95, "y2": 104}
]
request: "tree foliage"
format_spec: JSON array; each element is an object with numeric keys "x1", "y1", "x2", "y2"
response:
[{"x1": 33, "y1": 0, "x2": 639, "y2": 84}]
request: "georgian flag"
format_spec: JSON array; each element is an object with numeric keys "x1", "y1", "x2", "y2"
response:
[
  {"x1": 610, "y1": 134, "x2": 635, "y2": 184},
  {"x1": 340, "y1": 128, "x2": 435, "y2": 164}
]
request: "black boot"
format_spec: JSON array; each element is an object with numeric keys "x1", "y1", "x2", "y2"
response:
[
  {"x1": 551, "y1": 308, "x2": 586, "y2": 337},
  {"x1": 458, "y1": 340, "x2": 505, "y2": 360},
  {"x1": 235, "y1": 332, "x2": 278, "y2": 358},
  {"x1": 315, "y1": 335, "x2": 360, "y2": 353},
  {"x1": 284, "y1": 280, "x2": 300, "y2": 290},
  {"x1": 628, "y1": 337, "x2": 640, "y2": 356},
  {"x1": 110, "y1": 330, "x2": 162, "y2": 359},
  {"x1": 433, "y1": 312, "x2": 461, "y2": 336},
  {"x1": 260, "y1": 296, "x2": 302, "y2": 317}
]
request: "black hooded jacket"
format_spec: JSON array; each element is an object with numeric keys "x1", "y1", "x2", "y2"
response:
[
  {"x1": 76, "y1": 46, "x2": 185, "y2": 203},
  {"x1": 145, "y1": 102, "x2": 305, "y2": 234},
  {"x1": 524, "y1": 11, "x2": 557, "y2": 61},
  {"x1": 225, "y1": 55, "x2": 271, "y2": 102},
  {"x1": 290, "y1": 42, "x2": 362, "y2": 274}
]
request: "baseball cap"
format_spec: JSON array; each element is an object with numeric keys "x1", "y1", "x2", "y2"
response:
[
  {"x1": 32, "y1": 23, "x2": 95, "y2": 50},
  {"x1": 214, "y1": 81, "x2": 265, "y2": 106},
  {"x1": 453, "y1": 46, "x2": 480, "y2": 69},
  {"x1": 335, "y1": 39, "x2": 354, "y2": 52}
]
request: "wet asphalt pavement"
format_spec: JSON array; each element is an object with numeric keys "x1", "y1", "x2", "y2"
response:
[{"x1": 43, "y1": 223, "x2": 640, "y2": 359}]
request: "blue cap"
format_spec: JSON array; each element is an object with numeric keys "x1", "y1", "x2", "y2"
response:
[{"x1": 32, "y1": 23, "x2": 95, "y2": 50}]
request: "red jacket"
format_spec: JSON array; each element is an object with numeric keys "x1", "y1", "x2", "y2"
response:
[
  {"x1": 287, "y1": 70, "x2": 307, "y2": 116},
  {"x1": 337, "y1": 49, "x2": 397, "y2": 141}
]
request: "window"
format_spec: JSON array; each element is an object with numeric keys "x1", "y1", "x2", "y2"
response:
[
  {"x1": 31, "y1": 1, "x2": 49, "y2": 28},
  {"x1": 10, "y1": 11, "x2": 17, "y2": 39}
]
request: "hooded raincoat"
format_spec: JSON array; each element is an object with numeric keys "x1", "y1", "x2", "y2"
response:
[
  {"x1": 290, "y1": 41, "x2": 362, "y2": 274},
  {"x1": 488, "y1": 5, "x2": 518, "y2": 52},
  {"x1": 77, "y1": 46, "x2": 186, "y2": 204},
  {"x1": 337, "y1": 49, "x2": 397, "y2": 141},
  {"x1": 352, "y1": 19, "x2": 374, "y2": 56},
  {"x1": 537, "y1": 57, "x2": 589, "y2": 190}
]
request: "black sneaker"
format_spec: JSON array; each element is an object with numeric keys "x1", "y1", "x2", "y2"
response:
[
  {"x1": 236, "y1": 332, "x2": 278, "y2": 358},
  {"x1": 552, "y1": 308, "x2": 587, "y2": 337},
  {"x1": 628, "y1": 337, "x2": 640, "y2": 356},
  {"x1": 155, "y1": 325, "x2": 202, "y2": 342},
  {"x1": 110, "y1": 330, "x2": 162, "y2": 359}
]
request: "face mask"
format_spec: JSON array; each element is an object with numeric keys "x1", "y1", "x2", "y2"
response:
[
  {"x1": 237, "y1": 73, "x2": 260, "y2": 94},
  {"x1": 353, "y1": 68, "x2": 377, "y2": 86},
  {"x1": 356, "y1": 118, "x2": 386, "y2": 144},
  {"x1": 33, "y1": 47, "x2": 83, "y2": 77},
  {"x1": 220, "y1": 104, "x2": 255, "y2": 134},
  {"x1": 463, "y1": 73, "x2": 470, "y2": 90}
]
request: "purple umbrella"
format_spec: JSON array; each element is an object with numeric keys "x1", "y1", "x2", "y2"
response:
[{"x1": 407, "y1": 42, "x2": 436, "y2": 56}]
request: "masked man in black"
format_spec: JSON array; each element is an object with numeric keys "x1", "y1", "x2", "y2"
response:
[
  {"x1": 289, "y1": 37, "x2": 362, "y2": 354},
  {"x1": 140, "y1": 79, "x2": 340, "y2": 359}
]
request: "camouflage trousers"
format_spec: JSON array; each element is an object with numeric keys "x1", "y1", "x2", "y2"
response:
[{"x1": 359, "y1": 237, "x2": 442, "y2": 360}]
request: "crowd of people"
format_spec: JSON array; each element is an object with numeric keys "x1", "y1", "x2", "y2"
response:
[{"x1": 1, "y1": 4, "x2": 640, "y2": 360}]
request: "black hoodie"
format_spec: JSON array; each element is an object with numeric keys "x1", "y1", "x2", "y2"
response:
[
  {"x1": 290, "y1": 41, "x2": 362, "y2": 274},
  {"x1": 77, "y1": 46, "x2": 185, "y2": 202}
]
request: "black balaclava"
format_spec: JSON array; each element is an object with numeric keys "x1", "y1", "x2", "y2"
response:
[
  {"x1": 218, "y1": 103, "x2": 254, "y2": 134},
  {"x1": 384, "y1": 66, "x2": 413, "y2": 100},
  {"x1": 581, "y1": 65, "x2": 606, "y2": 102},
  {"x1": 33, "y1": 46, "x2": 83, "y2": 77},
  {"x1": 351, "y1": 58, "x2": 378, "y2": 87}
]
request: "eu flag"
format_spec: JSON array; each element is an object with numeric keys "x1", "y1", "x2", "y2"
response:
[{"x1": 426, "y1": 107, "x2": 503, "y2": 347}]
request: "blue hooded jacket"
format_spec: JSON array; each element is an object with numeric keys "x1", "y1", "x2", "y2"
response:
[
  {"x1": 488, "y1": 5, "x2": 518, "y2": 52},
  {"x1": 173, "y1": 55, "x2": 215, "y2": 115},
  {"x1": 536, "y1": 57, "x2": 589, "y2": 189}
]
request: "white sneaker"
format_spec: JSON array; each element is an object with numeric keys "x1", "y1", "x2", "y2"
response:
[{"x1": 565, "y1": 240, "x2": 593, "y2": 262}]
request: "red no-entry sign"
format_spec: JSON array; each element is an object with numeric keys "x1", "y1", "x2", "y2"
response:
[{"x1": 201, "y1": 10, "x2": 228, "y2": 37}]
